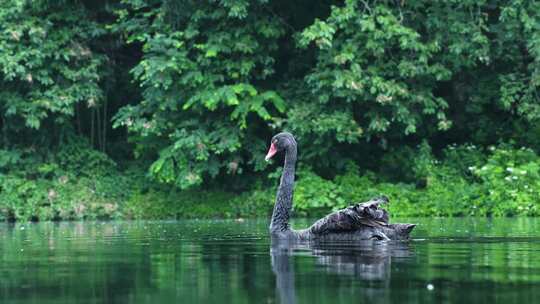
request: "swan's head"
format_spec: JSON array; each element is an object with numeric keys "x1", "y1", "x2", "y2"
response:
[{"x1": 265, "y1": 132, "x2": 296, "y2": 161}]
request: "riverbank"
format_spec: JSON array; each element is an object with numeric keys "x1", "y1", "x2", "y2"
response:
[{"x1": 1, "y1": 142, "x2": 539, "y2": 221}]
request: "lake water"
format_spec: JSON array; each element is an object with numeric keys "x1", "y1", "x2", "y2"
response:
[{"x1": 2, "y1": 218, "x2": 540, "y2": 303}]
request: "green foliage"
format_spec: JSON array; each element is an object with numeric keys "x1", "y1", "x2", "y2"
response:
[
  {"x1": 293, "y1": 169, "x2": 344, "y2": 214},
  {"x1": 239, "y1": 144, "x2": 540, "y2": 218},
  {"x1": 289, "y1": 0, "x2": 540, "y2": 169},
  {"x1": 0, "y1": 0, "x2": 105, "y2": 133},
  {"x1": 0, "y1": 139, "x2": 130, "y2": 221},
  {"x1": 2, "y1": 141, "x2": 540, "y2": 220},
  {"x1": 1, "y1": 0, "x2": 540, "y2": 220},
  {"x1": 55, "y1": 138, "x2": 118, "y2": 177},
  {"x1": 111, "y1": 0, "x2": 287, "y2": 189},
  {"x1": 345, "y1": 144, "x2": 540, "y2": 217},
  {"x1": 470, "y1": 146, "x2": 540, "y2": 216},
  {"x1": 442, "y1": 144, "x2": 487, "y2": 180},
  {"x1": 299, "y1": 2, "x2": 452, "y2": 138},
  {"x1": 125, "y1": 189, "x2": 239, "y2": 219}
]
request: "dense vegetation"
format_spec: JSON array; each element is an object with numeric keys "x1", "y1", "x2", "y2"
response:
[{"x1": 1, "y1": 0, "x2": 539, "y2": 221}]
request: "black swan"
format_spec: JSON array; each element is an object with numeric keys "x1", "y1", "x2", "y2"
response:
[{"x1": 265, "y1": 132, "x2": 415, "y2": 241}]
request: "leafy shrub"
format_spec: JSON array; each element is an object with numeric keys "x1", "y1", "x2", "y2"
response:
[
  {"x1": 470, "y1": 146, "x2": 540, "y2": 216},
  {"x1": 443, "y1": 144, "x2": 487, "y2": 179},
  {"x1": 231, "y1": 187, "x2": 274, "y2": 218},
  {"x1": 0, "y1": 175, "x2": 48, "y2": 221},
  {"x1": 379, "y1": 146, "x2": 417, "y2": 182},
  {"x1": 126, "y1": 189, "x2": 240, "y2": 219},
  {"x1": 0, "y1": 139, "x2": 130, "y2": 221},
  {"x1": 3, "y1": 141, "x2": 540, "y2": 221},
  {"x1": 56, "y1": 139, "x2": 117, "y2": 178},
  {"x1": 293, "y1": 169, "x2": 342, "y2": 215}
]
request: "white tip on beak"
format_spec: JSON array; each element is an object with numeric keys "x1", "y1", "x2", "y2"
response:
[{"x1": 265, "y1": 142, "x2": 277, "y2": 162}]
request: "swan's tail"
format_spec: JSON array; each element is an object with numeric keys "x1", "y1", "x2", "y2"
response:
[{"x1": 309, "y1": 196, "x2": 390, "y2": 235}]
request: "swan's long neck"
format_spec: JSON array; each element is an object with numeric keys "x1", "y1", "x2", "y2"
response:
[{"x1": 270, "y1": 144, "x2": 297, "y2": 233}]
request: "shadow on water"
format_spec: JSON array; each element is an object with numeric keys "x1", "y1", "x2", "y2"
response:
[{"x1": 271, "y1": 238, "x2": 413, "y2": 304}]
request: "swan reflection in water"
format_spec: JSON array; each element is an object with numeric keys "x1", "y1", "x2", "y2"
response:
[{"x1": 270, "y1": 239, "x2": 414, "y2": 304}]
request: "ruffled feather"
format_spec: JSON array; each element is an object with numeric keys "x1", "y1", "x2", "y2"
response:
[{"x1": 309, "y1": 196, "x2": 390, "y2": 235}]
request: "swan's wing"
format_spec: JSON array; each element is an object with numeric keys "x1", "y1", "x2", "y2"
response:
[{"x1": 309, "y1": 196, "x2": 390, "y2": 235}]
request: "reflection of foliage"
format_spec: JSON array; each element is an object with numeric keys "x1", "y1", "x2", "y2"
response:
[{"x1": 3, "y1": 220, "x2": 540, "y2": 302}]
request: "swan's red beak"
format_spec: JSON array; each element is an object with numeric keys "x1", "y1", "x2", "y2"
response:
[{"x1": 265, "y1": 143, "x2": 278, "y2": 161}]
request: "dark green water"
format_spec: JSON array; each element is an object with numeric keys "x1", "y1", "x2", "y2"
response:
[{"x1": 2, "y1": 218, "x2": 540, "y2": 303}]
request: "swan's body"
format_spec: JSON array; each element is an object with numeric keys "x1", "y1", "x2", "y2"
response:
[{"x1": 265, "y1": 132, "x2": 415, "y2": 241}]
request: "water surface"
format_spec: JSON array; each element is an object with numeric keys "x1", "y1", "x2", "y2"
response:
[{"x1": 1, "y1": 218, "x2": 540, "y2": 303}]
